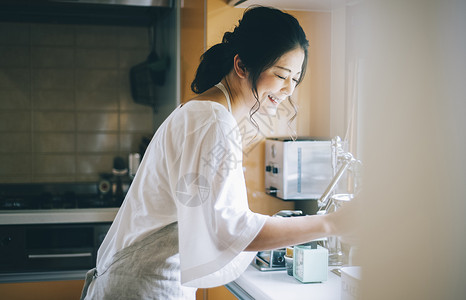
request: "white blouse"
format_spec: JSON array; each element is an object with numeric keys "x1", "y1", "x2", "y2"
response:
[{"x1": 96, "y1": 100, "x2": 267, "y2": 288}]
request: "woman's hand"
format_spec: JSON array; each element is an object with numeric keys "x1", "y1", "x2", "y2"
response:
[{"x1": 325, "y1": 198, "x2": 361, "y2": 246}]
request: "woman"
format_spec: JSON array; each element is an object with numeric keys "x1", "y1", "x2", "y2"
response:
[{"x1": 81, "y1": 6, "x2": 349, "y2": 299}]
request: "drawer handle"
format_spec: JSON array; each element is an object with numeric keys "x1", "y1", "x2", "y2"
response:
[{"x1": 28, "y1": 253, "x2": 92, "y2": 259}]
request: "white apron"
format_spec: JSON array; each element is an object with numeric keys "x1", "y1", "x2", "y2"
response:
[{"x1": 80, "y1": 222, "x2": 196, "y2": 300}]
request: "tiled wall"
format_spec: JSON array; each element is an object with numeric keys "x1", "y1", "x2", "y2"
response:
[{"x1": 0, "y1": 22, "x2": 156, "y2": 183}]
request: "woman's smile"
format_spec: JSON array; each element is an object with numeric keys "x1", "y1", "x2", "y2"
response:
[{"x1": 268, "y1": 94, "x2": 283, "y2": 105}]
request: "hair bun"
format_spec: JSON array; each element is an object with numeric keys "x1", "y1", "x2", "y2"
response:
[
  {"x1": 190, "y1": 42, "x2": 236, "y2": 94},
  {"x1": 222, "y1": 26, "x2": 242, "y2": 48},
  {"x1": 222, "y1": 31, "x2": 234, "y2": 44}
]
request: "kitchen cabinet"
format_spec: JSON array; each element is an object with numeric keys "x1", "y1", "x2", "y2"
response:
[
  {"x1": 1, "y1": 282, "x2": 236, "y2": 300},
  {"x1": 196, "y1": 286, "x2": 237, "y2": 300},
  {"x1": 0, "y1": 280, "x2": 84, "y2": 300}
]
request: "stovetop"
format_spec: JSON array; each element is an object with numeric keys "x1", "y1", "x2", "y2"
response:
[{"x1": 0, "y1": 182, "x2": 127, "y2": 211}]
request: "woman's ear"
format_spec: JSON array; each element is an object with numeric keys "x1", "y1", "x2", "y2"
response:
[{"x1": 233, "y1": 54, "x2": 248, "y2": 79}]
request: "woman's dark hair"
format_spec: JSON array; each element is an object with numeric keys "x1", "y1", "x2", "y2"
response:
[{"x1": 191, "y1": 6, "x2": 309, "y2": 137}]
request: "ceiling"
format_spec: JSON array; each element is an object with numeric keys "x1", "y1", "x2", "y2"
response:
[
  {"x1": 227, "y1": 0, "x2": 335, "y2": 12},
  {"x1": 0, "y1": 0, "x2": 171, "y2": 26}
]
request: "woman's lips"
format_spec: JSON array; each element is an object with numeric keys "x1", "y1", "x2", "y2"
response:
[
  {"x1": 268, "y1": 94, "x2": 282, "y2": 105},
  {"x1": 264, "y1": 94, "x2": 282, "y2": 116}
]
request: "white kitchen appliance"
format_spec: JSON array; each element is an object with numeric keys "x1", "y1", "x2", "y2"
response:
[{"x1": 264, "y1": 138, "x2": 332, "y2": 200}]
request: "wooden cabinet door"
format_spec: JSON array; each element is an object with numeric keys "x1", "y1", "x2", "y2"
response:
[
  {"x1": 0, "y1": 280, "x2": 84, "y2": 300},
  {"x1": 197, "y1": 286, "x2": 237, "y2": 300}
]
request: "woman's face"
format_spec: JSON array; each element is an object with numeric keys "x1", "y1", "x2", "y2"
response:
[{"x1": 256, "y1": 47, "x2": 305, "y2": 116}]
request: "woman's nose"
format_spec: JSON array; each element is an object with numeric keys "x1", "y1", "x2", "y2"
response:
[{"x1": 281, "y1": 78, "x2": 296, "y2": 97}]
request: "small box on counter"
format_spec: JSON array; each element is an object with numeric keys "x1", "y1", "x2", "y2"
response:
[{"x1": 293, "y1": 244, "x2": 328, "y2": 283}]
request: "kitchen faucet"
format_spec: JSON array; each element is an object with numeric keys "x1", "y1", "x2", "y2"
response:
[{"x1": 317, "y1": 136, "x2": 361, "y2": 214}]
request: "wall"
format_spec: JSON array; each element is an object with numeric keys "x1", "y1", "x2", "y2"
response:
[
  {"x1": 357, "y1": 0, "x2": 466, "y2": 299},
  {"x1": 180, "y1": 0, "x2": 205, "y2": 103},
  {"x1": 0, "y1": 22, "x2": 155, "y2": 183},
  {"x1": 206, "y1": 0, "x2": 331, "y2": 215},
  {"x1": 291, "y1": 11, "x2": 331, "y2": 138}
]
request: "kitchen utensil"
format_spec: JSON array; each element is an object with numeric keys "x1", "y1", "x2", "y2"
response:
[
  {"x1": 129, "y1": 153, "x2": 141, "y2": 178},
  {"x1": 130, "y1": 24, "x2": 169, "y2": 108},
  {"x1": 340, "y1": 266, "x2": 362, "y2": 300},
  {"x1": 112, "y1": 157, "x2": 127, "y2": 205},
  {"x1": 325, "y1": 193, "x2": 353, "y2": 266},
  {"x1": 285, "y1": 255, "x2": 293, "y2": 276},
  {"x1": 253, "y1": 249, "x2": 286, "y2": 271}
]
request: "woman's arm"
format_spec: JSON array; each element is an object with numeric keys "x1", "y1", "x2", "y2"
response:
[
  {"x1": 244, "y1": 214, "x2": 333, "y2": 251},
  {"x1": 245, "y1": 202, "x2": 357, "y2": 251}
]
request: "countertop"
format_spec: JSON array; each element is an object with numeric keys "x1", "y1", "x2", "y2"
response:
[
  {"x1": 0, "y1": 208, "x2": 119, "y2": 225},
  {"x1": 227, "y1": 265, "x2": 341, "y2": 300}
]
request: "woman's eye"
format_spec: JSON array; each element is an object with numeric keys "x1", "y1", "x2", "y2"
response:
[{"x1": 276, "y1": 74, "x2": 299, "y2": 84}]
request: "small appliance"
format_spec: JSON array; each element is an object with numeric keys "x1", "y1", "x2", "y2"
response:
[{"x1": 264, "y1": 138, "x2": 333, "y2": 200}]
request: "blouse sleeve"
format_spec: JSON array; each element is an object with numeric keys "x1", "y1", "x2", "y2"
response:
[{"x1": 172, "y1": 109, "x2": 267, "y2": 288}]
